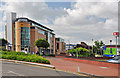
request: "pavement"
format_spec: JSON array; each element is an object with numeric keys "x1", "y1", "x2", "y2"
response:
[
  {"x1": 47, "y1": 57, "x2": 119, "y2": 78},
  {"x1": 0, "y1": 59, "x2": 55, "y2": 69}
]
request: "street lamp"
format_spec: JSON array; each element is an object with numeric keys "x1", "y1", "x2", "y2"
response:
[{"x1": 92, "y1": 39, "x2": 94, "y2": 54}]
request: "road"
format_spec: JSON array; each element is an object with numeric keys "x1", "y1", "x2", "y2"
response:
[{"x1": 1, "y1": 61, "x2": 90, "y2": 78}]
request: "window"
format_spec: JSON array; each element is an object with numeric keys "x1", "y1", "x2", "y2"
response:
[
  {"x1": 30, "y1": 27, "x2": 35, "y2": 29},
  {"x1": 38, "y1": 29, "x2": 45, "y2": 35},
  {"x1": 52, "y1": 45, "x2": 53, "y2": 47},
  {"x1": 21, "y1": 27, "x2": 30, "y2": 49},
  {"x1": 21, "y1": 24, "x2": 24, "y2": 26},
  {"x1": 50, "y1": 34, "x2": 53, "y2": 37},
  {"x1": 57, "y1": 43, "x2": 59, "y2": 49}
]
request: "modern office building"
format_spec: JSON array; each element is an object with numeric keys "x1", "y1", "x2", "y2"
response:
[
  {"x1": 5, "y1": 12, "x2": 56, "y2": 54},
  {"x1": 55, "y1": 37, "x2": 66, "y2": 54}
]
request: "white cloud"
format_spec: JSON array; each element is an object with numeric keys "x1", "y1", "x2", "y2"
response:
[
  {"x1": 53, "y1": 2, "x2": 118, "y2": 45},
  {"x1": 3, "y1": 2, "x2": 67, "y2": 25},
  {"x1": 1, "y1": 1, "x2": 118, "y2": 45}
]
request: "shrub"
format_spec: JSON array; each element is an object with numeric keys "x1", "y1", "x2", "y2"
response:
[{"x1": 1, "y1": 51, "x2": 50, "y2": 64}]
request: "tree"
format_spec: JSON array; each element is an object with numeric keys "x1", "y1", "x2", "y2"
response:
[
  {"x1": 67, "y1": 47, "x2": 90, "y2": 57},
  {"x1": 0, "y1": 38, "x2": 8, "y2": 46},
  {"x1": 35, "y1": 39, "x2": 49, "y2": 52},
  {"x1": 94, "y1": 40, "x2": 105, "y2": 55}
]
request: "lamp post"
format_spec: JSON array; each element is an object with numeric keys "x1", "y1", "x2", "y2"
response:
[
  {"x1": 92, "y1": 39, "x2": 94, "y2": 54},
  {"x1": 115, "y1": 36, "x2": 118, "y2": 56},
  {"x1": 68, "y1": 40, "x2": 70, "y2": 50},
  {"x1": 110, "y1": 40, "x2": 112, "y2": 55}
]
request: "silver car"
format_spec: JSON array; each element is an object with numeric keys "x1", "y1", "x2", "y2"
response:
[{"x1": 107, "y1": 56, "x2": 120, "y2": 63}]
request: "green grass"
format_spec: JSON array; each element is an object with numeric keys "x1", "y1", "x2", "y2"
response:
[
  {"x1": 0, "y1": 51, "x2": 50, "y2": 64},
  {"x1": 95, "y1": 59, "x2": 108, "y2": 62}
]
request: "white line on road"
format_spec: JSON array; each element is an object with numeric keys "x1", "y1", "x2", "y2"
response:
[
  {"x1": 100, "y1": 67, "x2": 108, "y2": 69},
  {"x1": 8, "y1": 70, "x2": 24, "y2": 76}
]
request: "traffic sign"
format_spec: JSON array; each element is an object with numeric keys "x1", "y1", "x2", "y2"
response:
[
  {"x1": 113, "y1": 32, "x2": 119, "y2": 37},
  {"x1": 103, "y1": 46, "x2": 106, "y2": 50}
]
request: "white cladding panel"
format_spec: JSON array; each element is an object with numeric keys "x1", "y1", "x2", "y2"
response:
[{"x1": 6, "y1": 12, "x2": 16, "y2": 44}]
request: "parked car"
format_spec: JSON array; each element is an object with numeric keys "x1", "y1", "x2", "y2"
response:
[
  {"x1": 107, "y1": 56, "x2": 120, "y2": 63},
  {"x1": 21, "y1": 50, "x2": 27, "y2": 54}
]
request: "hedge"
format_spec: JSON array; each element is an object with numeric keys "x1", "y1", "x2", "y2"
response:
[{"x1": 0, "y1": 51, "x2": 50, "y2": 64}]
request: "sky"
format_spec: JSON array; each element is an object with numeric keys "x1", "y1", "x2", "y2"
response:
[{"x1": 0, "y1": 0, "x2": 119, "y2": 45}]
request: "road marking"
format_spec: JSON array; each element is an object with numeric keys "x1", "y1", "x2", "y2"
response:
[
  {"x1": 8, "y1": 70, "x2": 24, "y2": 76},
  {"x1": 100, "y1": 67, "x2": 108, "y2": 69}
]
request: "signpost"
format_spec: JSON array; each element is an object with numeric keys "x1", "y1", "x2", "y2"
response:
[
  {"x1": 110, "y1": 40, "x2": 112, "y2": 54},
  {"x1": 113, "y1": 32, "x2": 119, "y2": 56},
  {"x1": 76, "y1": 49, "x2": 78, "y2": 58}
]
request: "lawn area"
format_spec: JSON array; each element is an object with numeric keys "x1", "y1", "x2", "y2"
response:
[
  {"x1": 0, "y1": 51, "x2": 50, "y2": 64},
  {"x1": 95, "y1": 59, "x2": 108, "y2": 62}
]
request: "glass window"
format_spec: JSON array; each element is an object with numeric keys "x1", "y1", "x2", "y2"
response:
[
  {"x1": 21, "y1": 27, "x2": 30, "y2": 49},
  {"x1": 38, "y1": 29, "x2": 45, "y2": 35}
]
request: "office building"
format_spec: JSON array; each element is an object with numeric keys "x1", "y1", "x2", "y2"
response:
[
  {"x1": 55, "y1": 37, "x2": 66, "y2": 54},
  {"x1": 5, "y1": 12, "x2": 56, "y2": 54}
]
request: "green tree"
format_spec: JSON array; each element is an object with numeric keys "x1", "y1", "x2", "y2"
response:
[
  {"x1": 35, "y1": 39, "x2": 49, "y2": 52},
  {"x1": 0, "y1": 38, "x2": 8, "y2": 46},
  {"x1": 94, "y1": 40, "x2": 105, "y2": 55},
  {"x1": 67, "y1": 47, "x2": 90, "y2": 57}
]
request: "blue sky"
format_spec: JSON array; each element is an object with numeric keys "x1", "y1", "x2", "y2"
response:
[{"x1": 46, "y1": 2, "x2": 71, "y2": 9}]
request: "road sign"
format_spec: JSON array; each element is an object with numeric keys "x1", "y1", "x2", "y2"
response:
[
  {"x1": 113, "y1": 32, "x2": 119, "y2": 37},
  {"x1": 103, "y1": 46, "x2": 106, "y2": 50}
]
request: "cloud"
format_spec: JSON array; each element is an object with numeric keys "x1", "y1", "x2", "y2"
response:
[
  {"x1": 1, "y1": 1, "x2": 118, "y2": 45},
  {"x1": 3, "y1": 2, "x2": 67, "y2": 25},
  {"x1": 52, "y1": 2, "x2": 118, "y2": 45}
]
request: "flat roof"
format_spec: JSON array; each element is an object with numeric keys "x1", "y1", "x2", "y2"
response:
[
  {"x1": 15, "y1": 17, "x2": 53, "y2": 32},
  {"x1": 106, "y1": 45, "x2": 120, "y2": 47}
]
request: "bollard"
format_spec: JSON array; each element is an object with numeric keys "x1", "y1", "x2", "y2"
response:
[{"x1": 78, "y1": 65, "x2": 80, "y2": 72}]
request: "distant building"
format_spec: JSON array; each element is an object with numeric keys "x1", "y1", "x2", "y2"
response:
[
  {"x1": 104, "y1": 45, "x2": 120, "y2": 56},
  {"x1": 55, "y1": 37, "x2": 66, "y2": 54},
  {"x1": 66, "y1": 44, "x2": 76, "y2": 51},
  {"x1": 76, "y1": 42, "x2": 92, "y2": 50},
  {"x1": 106, "y1": 45, "x2": 120, "y2": 48}
]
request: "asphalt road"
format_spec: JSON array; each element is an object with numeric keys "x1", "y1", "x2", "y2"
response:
[{"x1": 1, "y1": 61, "x2": 90, "y2": 78}]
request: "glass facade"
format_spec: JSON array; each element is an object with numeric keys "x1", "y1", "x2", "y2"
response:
[
  {"x1": 31, "y1": 22, "x2": 51, "y2": 32},
  {"x1": 36, "y1": 27, "x2": 45, "y2": 35},
  {"x1": 21, "y1": 27, "x2": 30, "y2": 50}
]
